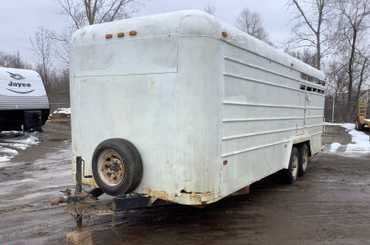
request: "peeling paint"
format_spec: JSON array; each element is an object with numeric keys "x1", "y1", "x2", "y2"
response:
[{"x1": 81, "y1": 177, "x2": 97, "y2": 187}]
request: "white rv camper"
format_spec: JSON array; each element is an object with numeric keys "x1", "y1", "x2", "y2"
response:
[
  {"x1": 70, "y1": 10, "x2": 325, "y2": 205},
  {"x1": 0, "y1": 67, "x2": 49, "y2": 131}
]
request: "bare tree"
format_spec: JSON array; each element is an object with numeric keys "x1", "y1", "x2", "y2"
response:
[
  {"x1": 47, "y1": 30, "x2": 73, "y2": 67},
  {"x1": 53, "y1": 0, "x2": 141, "y2": 66},
  {"x1": 30, "y1": 27, "x2": 53, "y2": 88},
  {"x1": 289, "y1": 0, "x2": 330, "y2": 70},
  {"x1": 236, "y1": 8, "x2": 269, "y2": 42},
  {"x1": 354, "y1": 54, "x2": 369, "y2": 106},
  {"x1": 57, "y1": 0, "x2": 137, "y2": 29},
  {"x1": 325, "y1": 60, "x2": 348, "y2": 121},
  {"x1": 0, "y1": 52, "x2": 29, "y2": 69},
  {"x1": 332, "y1": 0, "x2": 370, "y2": 120},
  {"x1": 285, "y1": 48, "x2": 317, "y2": 67},
  {"x1": 203, "y1": 4, "x2": 216, "y2": 15}
]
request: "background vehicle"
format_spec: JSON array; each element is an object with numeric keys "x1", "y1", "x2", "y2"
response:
[
  {"x1": 0, "y1": 67, "x2": 49, "y2": 131},
  {"x1": 70, "y1": 10, "x2": 325, "y2": 205},
  {"x1": 355, "y1": 90, "x2": 370, "y2": 131}
]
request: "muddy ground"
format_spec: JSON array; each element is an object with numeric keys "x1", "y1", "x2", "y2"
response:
[{"x1": 1, "y1": 123, "x2": 370, "y2": 245}]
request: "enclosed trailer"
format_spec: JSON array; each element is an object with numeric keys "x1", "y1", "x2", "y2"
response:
[
  {"x1": 70, "y1": 10, "x2": 325, "y2": 205},
  {"x1": 0, "y1": 67, "x2": 49, "y2": 131}
]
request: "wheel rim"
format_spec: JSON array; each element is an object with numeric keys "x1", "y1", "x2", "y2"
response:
[
  {"x1": 97, "y1": 149, "x2": 126, "y2": 187},
  {"x1": 291, "y1": 154, "x2": 299, "y2": 179}
]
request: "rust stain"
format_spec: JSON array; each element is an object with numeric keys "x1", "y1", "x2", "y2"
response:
[
  {"x1": 81, "y1": 178, "x2": 97, "y2": 187},
  {"x1": 144, "y1": 188, "x2": 217, "y2": 205},
  {"x1": 143, "y1": 188, "x2": 169, "y2": 201}
]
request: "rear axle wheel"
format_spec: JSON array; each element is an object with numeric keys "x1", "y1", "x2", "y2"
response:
[
  {"x1": 298, "y1": 144, "x2": 310, "y2": 177},
  {"x1": 284, "y1": 147, "x2": 299, "y2": 184}
]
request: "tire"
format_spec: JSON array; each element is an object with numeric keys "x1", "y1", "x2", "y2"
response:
[
  {"x1": 92, "y1": 138, "x2": 143, "y2": 196},
  {"x1": 24, "y1": 110, "x2": 42, "y2": 132},
  {"x1": 298, "y1": 144, "x2": 310, "y2": 177},
  {"x1": 284, "y1": 147, "x2": 299, "y2": 184}
]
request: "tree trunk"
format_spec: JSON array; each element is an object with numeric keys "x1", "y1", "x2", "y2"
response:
[
  {"x1": 354, "y1": 57, "x2": 369, "y2": 112},
  {"x1": 316, "y1": 33, "x2": 321, "y2": 70},
  {"x1": 346, "y1": 28, "x2": 358, "y2": 121}
]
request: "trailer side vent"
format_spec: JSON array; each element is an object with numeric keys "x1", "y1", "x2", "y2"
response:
[{"x1": 301, "y1": 73, "x2": 325, "y2": 87}]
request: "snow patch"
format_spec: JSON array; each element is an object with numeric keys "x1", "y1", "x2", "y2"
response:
[
  {"x1": 53, "y1": 107, "x2": 71, "y2": 115},
  {"x1": 327, "y1": 123, "x2": 370, "y2": 154},
  {"x1": 329, "y1": 142, "x2": 341, "y2": 152},
  {"x1": 0, "y1": 155, "x2": 12, "y2": 163},
  {"x1": 0, "y1": 132, "x2": 39, "y2": 165},
  {"x1": 343, "y1": 123, "x2": 370, "y2": 153}
]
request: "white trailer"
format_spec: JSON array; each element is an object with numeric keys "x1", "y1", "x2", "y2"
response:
[
  {"x1": 70, "y1": 10, "x2": 325, "y2": 205},
  {"x1": 0, "y1": 67, "x2": 49, "y2": 131}
]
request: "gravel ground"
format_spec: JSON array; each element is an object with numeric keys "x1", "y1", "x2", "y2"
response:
[{"x1": 1, "y1": 123, "x2": 370, "y2": 245}]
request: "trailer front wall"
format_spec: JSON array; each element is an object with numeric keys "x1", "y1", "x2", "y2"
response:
[{"x1": 71, "y1": 33, "x2": 224, "y2": 203}]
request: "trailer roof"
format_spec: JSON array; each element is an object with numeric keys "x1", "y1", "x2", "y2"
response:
[{"x1": 72, "y1": 10, "x2": 325, "y2": 81}]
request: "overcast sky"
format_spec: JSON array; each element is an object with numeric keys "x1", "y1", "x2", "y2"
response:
[{"x1": 0, "y1": 0, "x2": 293, "y2": 65}]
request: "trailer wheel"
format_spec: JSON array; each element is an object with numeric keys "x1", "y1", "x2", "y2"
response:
[
  {"x1": 92, "y1": 138, "x2": 143, "y2": 196},
  {"x1": 284, "y1": 147, "x2": 299, "y2": 184},
  {"x1": 298, "y1": 144, "x2": 310, "y2": 177},
  {"x1": 24, "y1": 110, "x2": 43, "y2": 132}
]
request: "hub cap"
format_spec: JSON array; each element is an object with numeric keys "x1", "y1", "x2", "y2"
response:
[{"x1": 97, "y1": 149, "x2": 126, "y2": 187}]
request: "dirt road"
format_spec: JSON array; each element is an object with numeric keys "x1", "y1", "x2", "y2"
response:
[
  {"x1": 1, "y1": 123, "x2": 370, "y2": 245},
  {"x1": 0, "y1": 122, "x2": 74, "y2": 244}
]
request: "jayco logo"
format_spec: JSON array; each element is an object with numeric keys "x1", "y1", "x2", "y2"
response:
[
  {"x1": 7, "y1": 72, "x2": 25, "y2": 80},
  {"x1": 6, "y1": 72, "x2": 34, "y2": 94},
  {"x1": 8, "y1": 81, "x2": 32, "y2": 88}
]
